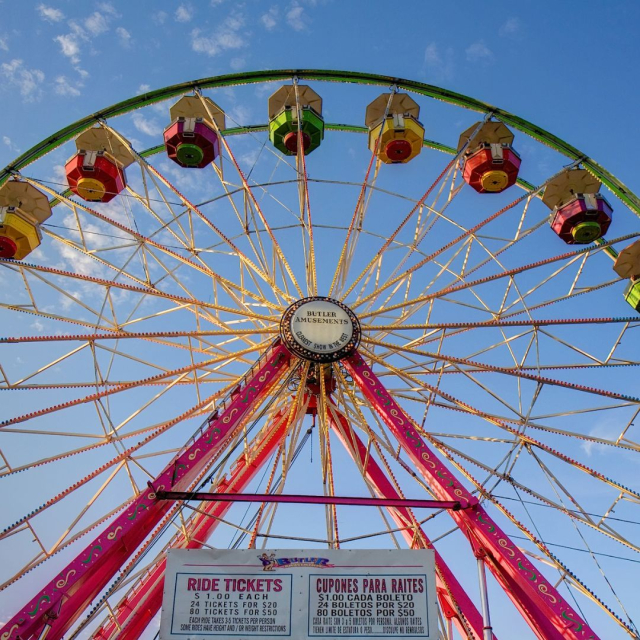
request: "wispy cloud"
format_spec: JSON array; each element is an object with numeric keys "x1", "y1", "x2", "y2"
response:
[
  {"x1": 54, "y1": 33, "x2": 80, "y2": 64},
  {"x1": 84, "y1": 11, "x2": 110, "y2": 36},
  {"x1": 132, "y1": 112, "x2": 162, "y2": 137},
  {"x1": 116, "y1": 26, "x2": 132, "y2": 48},
  {"x1": 57, "y1": 239, "x2": 104, "y2": 278},
  {"x1": 423, "y1": 43, "x2": 454, "y2": 81},
  {"x1": 100, "y1": 2, "x2": 119, "y2": 18},
  {"x1": 226, "y1": 103, "x2": 252, "y2": 127},
  {"x1": 53, "y1": 7, "x2": 120, "y2": 66},
  {"x1": 1, "y1": 59, "x2": 45, "y2": 102},
  {"x1": 152, "y1": 11, "x2": 167, "y2": 25},
  {"x1": 54, "y1": 75, "x2": 81, "y2": 97},
  {"x1": 286, "y1": 3, "x2": 308, "y2": 31},
  {"x1": 191, "y1": 13, "x2": 246, "y2": 57},
  {"x1": 176, "y1": 3, "x2": 194, "y2": 22},
  {"x1": 499, "y1": 17, "x2": 520, "y2": 37},
  {"x1": 254, "y1": 80, "x2": 281, "y2": 98},
  {"x1": 0, "y1": 35, "x2": 7, "y2": 51},
  {"x1": 157, "y1": 159, "x2": 201, "y2": 193},
  {"x1": 3, "y1": 135, "x2": 19, "y2": 152},
  {"x1": 261, "y1": 6, "x2": 278, "y2": 30},
  {"x1": 37, "y1": 3, "x2": 64, "y2": 22},
  {"x1": 581, "y1": 421, "x2": 622, "y2": 457},
  {"x1": 466, "y1": 40, "x2": 494, "y2": 63}
]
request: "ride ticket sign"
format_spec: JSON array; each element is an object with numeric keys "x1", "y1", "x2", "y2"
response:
[{"x1": 160, "y1": 549, "x2": 437, "y2": 640}]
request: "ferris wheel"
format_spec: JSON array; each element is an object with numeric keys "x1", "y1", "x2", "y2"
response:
[{"x1": 1, "y1": 69, "x2": 640, "y2": 640}]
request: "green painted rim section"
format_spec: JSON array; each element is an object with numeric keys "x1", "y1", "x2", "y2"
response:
[{"x1": 1, "y1": 68, "x2": 638, "y2": 215}]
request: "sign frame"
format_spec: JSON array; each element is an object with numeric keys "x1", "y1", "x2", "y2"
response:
[{"x1": 160, "y1": 548, "x2": 437, "y2": 640}]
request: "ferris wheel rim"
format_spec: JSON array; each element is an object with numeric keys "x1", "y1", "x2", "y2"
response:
[
  {"x1": 1, "y1": 67, "x2": 639, "y2": 216},
  {"x1": 0, "y1": 69, "x2": 638, "y2": 640}
]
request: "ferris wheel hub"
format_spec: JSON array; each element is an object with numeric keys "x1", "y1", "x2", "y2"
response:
[{"x1": 280, "y1": 296, "x2": 361, "y2": 363}]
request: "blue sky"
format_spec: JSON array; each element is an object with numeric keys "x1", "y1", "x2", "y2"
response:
[
  {"x1": 1, "y1": 2, "x2": 640, "y2": 640},
  {"x1": 0, "y1": 0, "x2": 639, "y2": 193}
]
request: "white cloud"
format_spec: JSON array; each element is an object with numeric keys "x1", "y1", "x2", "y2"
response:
[
  {"x1": 230, "y1": 57, "x2": 245, "y2": 70},
  {"x1": 226, "y1": 104, "x2": 251, "y2": 127},
  {"x1": 157, "y1": 159, "x2": 201, "y2": 193},
  {"x1": 54, "y1": 34, "x2": 81, "y2": 64},
  {"x1": 191, "y1": 14, "x2": 246, "y2": 57},
  {"x1": 54, "y1": 7, "x2": 117, "y2": 65},
  {"x1": 48, "y1": 162, "x2": 68, "y2": 188},
  {"x1": 54, "y1": 75, "x2": 81, "y2": 97},
  {"x1": 0, "y1": 35, "x2": 8, "y2": 51},
  {"x1": 37, "y1": 4, "x2": 64, "y2": 22},
  {"x1": 152, "y1": 11, "x2": 167, "y2": 25},
  {"x1": 499, "y1": 17, "x2": 520, "y2": 37},
  {"x1": 3, "y1": 136, "x2": 18, "y2": 152},
  {"x1": 176, "y1": 4, "x2": 193, "y2": 22},
  {"x1": 580, "y1": 421, "x2": 621, "y2": 457},
  {"x1": 424, "y1": 43, "x2": 439, "y2": 66},
  {"x1": 58, "y1": 240, "x2": 104, "y2": 278},
  {"x1": 31, "y1": 320, "x2": 45, "y2": 333},
  {"x1": 423, "y1": 43, "x2": 454, "y2": 81},
  {"x1": 137, "y1": 83, "x2": 151, "y2": 94},
  {"x1": 239, "y1": 148, "x2": 259, "y2": 167},
  {"x1": 68, "y1": 20, "x2": 85, "y2": 38},
  {"x1": 191, "y1": 30, "x2": 219, "y2": 56},
  {"x1": 132, "y1": 112, "x2": 162, "y2": 137},
  {"x1": 116, "y1": 26, "x2": 132, "y2": 48},
  {"x1": 286, "y1": 3, "x2": 308, "y2": 31},
  {"x1": 1, "y1": 59, "x2": 45, "y2": 102},
  {"x1": 84, "y1": 11, "x2": 110, "y2": 35},
  {"x1": 261, "y1": 6, "x2": 278, "y2": 30},
  {"x1": 99, "y1": 2, "x2": 119, "y2": 17},
  {"x1": 254, "y1": 80, "x2": 280, "y2": 98},
  {"x1": 466, "y1": 40, "x2": 494, "y2": 63}
]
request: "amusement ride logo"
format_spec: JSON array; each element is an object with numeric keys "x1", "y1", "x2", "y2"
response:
[
  {"x1": 280, "y1": 297, "x2": 361, "y2": 363},
  {"x1": 258, "y1": 553, "x2": 335, "y2": 572}
]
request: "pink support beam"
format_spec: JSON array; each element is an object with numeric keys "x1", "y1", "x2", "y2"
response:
[
  {"x1": 157, "y1": 491, "x2": 462, "y2": 510},
  {"x1": 92, "y1": 403, "x2": 293, "y2": 640},
  {"x1": 328, "y1": 404, "x2": 489, "y2": 640},
  {"x1": 344, "y1": 351, "x2": 599, "y2": 640},
  {"x1": 0, "y1": 342, "x2": 291, "y2": 640}
]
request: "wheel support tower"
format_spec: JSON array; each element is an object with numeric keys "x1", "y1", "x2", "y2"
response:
[{"x1": 0, "y1": 342, "x2": 600, "y2": 640}]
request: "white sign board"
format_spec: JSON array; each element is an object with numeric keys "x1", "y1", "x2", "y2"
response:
[
  {"x1": 161, "y1": 549, "x2": 437, "y2": 640},
  {"x1": 289, "y1": 299, "x2": 354, "y2": 355}
]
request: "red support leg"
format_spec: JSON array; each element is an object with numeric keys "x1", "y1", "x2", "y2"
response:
[
  {"x1": 92, "y1": 403, "x2": 293, "y2": 640},
  {"x1": 343, "y1": 351, "x2": 599, "y2": 640},
  {"x1": 0, "y1": 342, "x2": 291, "y2": 640},
  {"x1": 328, "y1": 403, "x2": 489, "y2": 640}
]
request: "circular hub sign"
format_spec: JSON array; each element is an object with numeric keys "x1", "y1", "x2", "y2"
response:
[{"x1": 280, "y1": 297, "x2": 360, "y2": 362}]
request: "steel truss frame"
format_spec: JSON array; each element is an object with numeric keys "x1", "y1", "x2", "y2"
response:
[
  {"x1": 1, "y1": 342, "x2": 602, "y2": 639},
  {"x1": 1, "y1": 342, "x2": 291, "y2": 640},
  {"x1": 343, "y1": 351, "x2": 598, "y2": 639}
]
